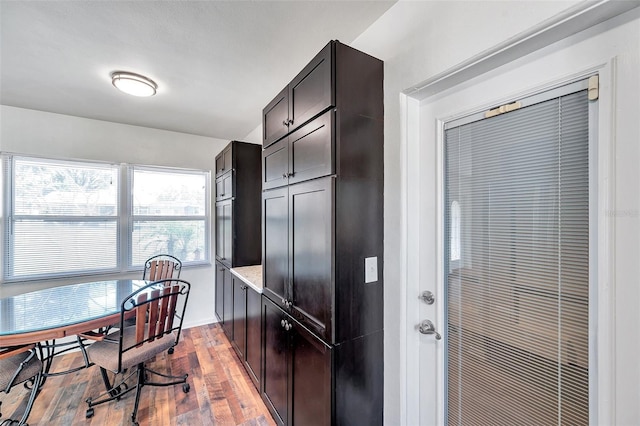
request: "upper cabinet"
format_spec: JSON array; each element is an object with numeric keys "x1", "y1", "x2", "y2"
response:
[
  {"x1": 215, "y1": 144, "x2": 232, "y2": 177},
  {"x1": 262, "y1": 43, "x2": 334, "y2": 148},
  {"x1": 214, "y1": 141, "x2": 262, "y2": 268},
  {"x1": 262, "y1": 110, "x2": 334, "y2": 190}
]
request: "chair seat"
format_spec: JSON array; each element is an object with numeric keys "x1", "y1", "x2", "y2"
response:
[
  {"x1": 0, "y1": 351, "x2": 42, "y2": 391},
  {"x1": 87, "y1": 326, "x2": 176, "y2": 373}
]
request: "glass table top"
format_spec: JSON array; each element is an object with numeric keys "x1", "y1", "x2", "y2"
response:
[{"x1": 0, "y1": 279, "x2": 151, "y2": 336}]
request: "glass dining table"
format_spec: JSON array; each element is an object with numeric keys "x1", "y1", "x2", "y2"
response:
[{"x1": 0, "y1": 279, "x2": 152, "y2": 347}]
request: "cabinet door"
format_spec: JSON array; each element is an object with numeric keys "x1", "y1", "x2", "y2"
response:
[
  {"x1": 262, "y1": 298, "x2": 289, "y2": 426},
  {"x1": 291, "y1": 323, "x2": 332, "y2": 426},
  {"x1": 263, "y1": 138, "x2": 289, "y2": 190},
  {"x1": 232, "y1": 277, "x2": 247, "y2": 360},
  {"x1": 216, "y1": 199, "x2": 233, "y2": 267},
  {"x1": 263, "y1": 187, "x2": 289, "y2": 305},
  {"x1": 289, "y1": 42, "x2": 333, "y2": 131},
  {"x1": 245, "y1": 287, "x2": 262, "y2": 389},
  {"x1": 215, "y1": 171, "x2": 233, "y2": 201},
  {"x1": 215, "y1": 262, "x2": 225, "y2": 322},
  {"x1": 222, "y1": 267, "x2": 233, "y2": 337},
  {"x1": 216, "y1": 145, "x2": 232, "y2": 176},
  {"x1": 288, "y1": 110, "x2": 334, "y2": 186},
  {"x1": 289, "y1": 177, "x2": 334, "y2": 342},
  {"x1": 263, "y1": 86, "x2": 290, "y2": 148}
]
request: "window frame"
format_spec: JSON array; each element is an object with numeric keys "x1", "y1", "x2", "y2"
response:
[
  {"x1": 127, "y1": 164, "x2": 211, "y2": 270},
  {"x1": 1, "y1": 153, "x2": 211, "y2": 283}
]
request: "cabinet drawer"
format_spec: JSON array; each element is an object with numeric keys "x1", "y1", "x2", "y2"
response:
[{"x1": 215, "y1": 171, "x2": 233, "y2": 201}]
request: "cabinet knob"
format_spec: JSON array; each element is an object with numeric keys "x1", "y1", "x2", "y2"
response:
[
  {"x1": 282, "y1": 173, "x2": 288, "y2": 179},
  {"x1": 282, "y1": 120, "x2": 289, "y2": 127},
  {"x1": 281, "y1": 319, "x2": 286, "y2": 328},
  {"x1": 285, "y1": 322, "x2": 292, "y2": 331},
  {"x1": 287, "y1": 119, "x2": 294, "y2": 125}
]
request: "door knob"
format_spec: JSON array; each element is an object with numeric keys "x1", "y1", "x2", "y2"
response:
[
  {"x1": 419, "y1": 319, "x2": 442, "y2": 340},
  {"x1": 419, "y1": 290, "x2": 435, "y2": 305}
]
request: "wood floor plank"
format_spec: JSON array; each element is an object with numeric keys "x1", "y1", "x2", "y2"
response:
[{"x1": 0, "y1": 324, "x2": 275, "y2": 426}]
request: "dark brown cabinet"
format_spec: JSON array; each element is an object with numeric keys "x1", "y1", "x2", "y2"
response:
[
  {"x1": 214, "y1": 261, "x2": 233, "y2": 337},
  {"x1": 232, "y1": 276, "x2": 247, "y2": 358},
  {"x1": 261, "y1": 40, "x2": 384, "y2": 425},
  {"x1": 245, "y1": 286, "x2": 262, "y2": 388},
  {"x1": 263, "y1": 110, "x2": 334, "y2": 191},
  {"x1": 215, "y1": 261, "x2": 225, "y2": 322},
  {"x1": 215, "y1": 145, "x2": 232, "y2": 176},
  {"x1": 262, "y1": 43, "x2": 333, "y2": 148},
  {"x1": 214, "y1": 141, "x2": 263, "y2": 391},
  {"x1": 262, "y1": 297, "x2": 331, "y2": 426},
  {"x1": 214, "y1": 140, "x2": 261, "y2": 269},
  {"x1": 215, "y1": 171, "x2": 233, "y2": 201},
  {"x1": 263, "y1": 177, "x2": 334, "y2": 342}
]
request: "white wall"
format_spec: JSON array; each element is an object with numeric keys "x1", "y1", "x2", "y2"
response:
[
  {"x1": 0, "y1": 105, "x2": 229, "y2": 328},
  {"x1": 348, "y1": 0, "x2": 640, "y2": 424}
]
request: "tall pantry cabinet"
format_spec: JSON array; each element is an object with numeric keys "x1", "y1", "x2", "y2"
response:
[
  {"x1": 261, "y1": 40, "x2": 384, "y2": 426},
  {"x1": 214, "y1": 140, "x2": 261, "y2": 366}
]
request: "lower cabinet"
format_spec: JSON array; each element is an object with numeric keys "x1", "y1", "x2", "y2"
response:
[
  {"x1": 232, "y1": 276, "x2": 247, "y2": 358},
  {"x1": 262, "y1": 297, "x2": 331, "y2": 426},
  {"x1": 214, "y1": 261, "x2": 226, "y2": 322},
  {"x1": 217, "y1": 265, "x2": 262, "y2": 391},
  {"x1": 245, "y1": 286, "x2": 262, "y2": 388}
]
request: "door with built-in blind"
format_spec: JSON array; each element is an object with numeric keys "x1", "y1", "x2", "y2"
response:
[{"x1": 432, "y1": 79, "x2": 593, "y2": 425}]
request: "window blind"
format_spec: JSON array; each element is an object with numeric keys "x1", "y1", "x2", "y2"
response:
[
  {"x1": 445, "y1": 87, "x2": 590, "y2": 425},
  {"x1": 7, "y1": 156, "x2": 119, "y2": 279}
]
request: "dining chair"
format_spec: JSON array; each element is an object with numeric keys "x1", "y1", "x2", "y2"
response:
[
  {"x1": 83, "y1": 279, "x2": 191, "y2": 426},
  {"x1": 142, "y1": 254, "x2": 182, "y2": 281},
  {"x1": 142, "y1": 254, "x2": 183, "y2": 353},
  {"x1": 0, "y1": 344, "x2": 43, "y2": 426}
]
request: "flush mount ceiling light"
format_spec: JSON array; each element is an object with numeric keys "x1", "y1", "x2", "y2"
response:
[{"x1": 111, "y1": 71, "x2": 157, "y2": 97}]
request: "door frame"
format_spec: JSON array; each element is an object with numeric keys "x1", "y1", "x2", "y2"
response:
[{"x1": 399, "y1": 12, "x2": 624, "y2": 424}]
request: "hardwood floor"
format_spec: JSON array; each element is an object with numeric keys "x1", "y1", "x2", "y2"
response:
[{"x1": 0, "y1": 323, "x2": 276, "y2": 426}]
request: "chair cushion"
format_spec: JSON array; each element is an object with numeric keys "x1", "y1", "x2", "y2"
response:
[
  {"x1": 0, "y1": 350, "x2": 42, "y2": 391},
  {"x1": 86, "y1": 326, "x2": 176, "y2": 373}
]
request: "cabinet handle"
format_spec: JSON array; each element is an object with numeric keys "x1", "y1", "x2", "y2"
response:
[{"x1": 288, "y1": 119, "x2": 294, "y2": 125}]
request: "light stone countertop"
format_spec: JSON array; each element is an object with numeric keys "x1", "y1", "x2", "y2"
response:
[{"x1": 229, "y1": 265, "x2": 263, "y2": 293}]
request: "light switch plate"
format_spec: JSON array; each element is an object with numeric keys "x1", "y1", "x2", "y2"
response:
[{"x1": 365, "y1": 257, "x2": 378, "y2": 283}]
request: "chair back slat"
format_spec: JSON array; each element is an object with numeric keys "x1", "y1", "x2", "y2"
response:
[
  {"x1": 143, "y1": 255, "x2": 181, "y2": 280},
  {"x1": 135, "y1": 293, "x2": 148, "y2": 346},
  {"x1": 147, "y1": 289, "x2": 161, "y2": 342},
  {"x1": 157, "y1": 286, "x2": 171, "y2": 334},
  {"x1": 165, "y1": 285, "x2": 179, "y2": 332}
]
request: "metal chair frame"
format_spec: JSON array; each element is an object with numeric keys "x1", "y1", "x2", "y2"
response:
[
  {"x1": 142, "y1": 254, "x2": 182, "y2": 281},
  {"x1": 84, "y1": 279, "x2": 191, "y2": 425},
  {"x1": 0, "y1": 344, "x2": 43, "y2": 426}
]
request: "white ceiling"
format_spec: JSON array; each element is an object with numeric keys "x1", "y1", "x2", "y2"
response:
[{"x1": 0, "y1": 1, "x2": 395, "y2": 140}]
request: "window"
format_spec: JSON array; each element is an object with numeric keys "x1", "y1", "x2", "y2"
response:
[
  {"x1": 130, "y1": 167, "x2": 208, "y2": 266},
  {"x1": 3, "y1": 155, "x2": 210, "y2": 282},
  {"x1": 5, "y1": 156, "x2": 119, "y2": 279}
]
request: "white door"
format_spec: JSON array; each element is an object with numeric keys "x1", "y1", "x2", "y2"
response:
[{"x1": 411, "y1": 76, "x2": 594, "y2": 425}]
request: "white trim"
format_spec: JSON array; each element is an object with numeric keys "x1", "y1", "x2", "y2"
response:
[
  {"x1": 403, "y1": 0, "x2": 639, "y2": 100},
  {"x1": 402, "y1": 29, "x2": 622, "y2": 426}
]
